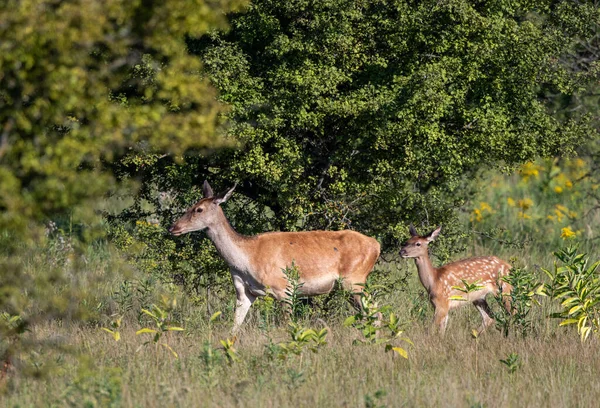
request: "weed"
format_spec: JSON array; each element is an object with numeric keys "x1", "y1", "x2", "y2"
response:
[
  {"x1": 282, "y1": 262, "x2": 309, "y2": 322},
  {"x1": 543, "y1": 246, "x2": 600, "y2": 341},
  {"x1": 493, "y1": 265, "x2": 545, "y2": 337},
  {"x1": 500, "y1": 352, "x2": 521, "y2": 375},
  {"x1": 136, "y1": 295, "x2": 184, "y2": 361},
  {"x1": 101, "y1": 315, "x2": 123, "y2": 342},
  {"x1": 365, "y1": 389, "x2": 387, "y2": 408},
  {"x1": 344, "y1": 286, "x2": 412, "y2": 359}
]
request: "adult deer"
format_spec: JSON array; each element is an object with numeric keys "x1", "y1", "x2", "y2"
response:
[
  {"x1": 400, "y1": 225, "x2": 512, "y2": 335},
  {"x1": 169, "y1": 181, "x2": 380, "y2": 333}
]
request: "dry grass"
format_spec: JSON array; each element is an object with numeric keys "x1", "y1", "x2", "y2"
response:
[{"x1": 4, "y1": 259, "x2": 600, "y2": 408}]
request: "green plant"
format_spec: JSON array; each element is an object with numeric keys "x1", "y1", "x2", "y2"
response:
[
  {"x1": 471, "y1": 329, "x2": 480, "y2": 378},
  {"x1": 493, "y1": 266, "x2": 545, "y2": 337},
  {"x1": 285, "y1": 368, "x2": 305, "y2": 390},
  {"x1": 344, "y1": 286, "x2": 412, "y2": 359},
  {"x1": 219, "y1": 338, "x2": 240, "y2": 365},
  {"x1": 543, "y1": 246, "x2": 600, "y2": 342},
  {"x1": 101, "y1": 315, "x2": 123, "y2": 342},
  {"x1": 449, "y1": 279, "x2": 485, "y2": 301},
  {"x1": 272, "y1": 322, "x2": 328, "y2": 361},
  {"x1": 198, "y1": 341, "x2": 223, "y2": 388},
  {"x1": 282, "y1": 262, "x2": 309, "y2": 322},
  {"x1": 365, "y1": 389, "x2": 387, "y2": 408},
  {"x1": 500, "y1": 352, "x2": 521, "y2": 375},
  {"x1": 136, "y1": 296, "x2": 184, "y2": 360}
]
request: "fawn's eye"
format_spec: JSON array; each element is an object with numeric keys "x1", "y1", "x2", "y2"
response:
[
  {"x1": 416, "y1": 242, "x2": 421, "y2": 246},
  {"x1": 195, "y1": 208, "x2": 203, "y2": 213}
]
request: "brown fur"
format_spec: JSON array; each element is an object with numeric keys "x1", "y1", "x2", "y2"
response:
[
  {"x1": 169, "y1": 181, "x2": 380, "y2": 332},
  {"x1": 400, "y1": 225, "x2": 512, "y2": 335}
]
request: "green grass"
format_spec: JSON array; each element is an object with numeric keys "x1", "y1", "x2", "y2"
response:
[
  {"x1": 3, "y1": 158, "x2": 600, "y2": 407},
  {"x1": 4, "y1": 270, "x2": 600, "y2": 408}
]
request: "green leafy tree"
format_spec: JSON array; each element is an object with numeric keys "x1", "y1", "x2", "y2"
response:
[
  {"x1": 0, "y1": 0, "x2": 245, "y2": 376},
  {"x1": 117, "y1": 0, "x2": 599, "y2": 293}
]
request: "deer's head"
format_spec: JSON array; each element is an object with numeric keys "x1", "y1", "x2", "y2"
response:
[
  {"x1": 168, "y1": 181, "x2": 235, "y2": 236},
  {"x1": 399, "y1": 225, "x2": 442, "y2": 258}
]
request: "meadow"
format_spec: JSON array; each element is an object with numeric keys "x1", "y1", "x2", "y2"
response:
[{"x1": 3, "y1": 158, "x2": 600, "y2": 408}]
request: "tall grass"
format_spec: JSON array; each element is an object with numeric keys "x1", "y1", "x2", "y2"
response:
[{"x1": 3, "y1": 158, "x2": 600, "y2": 407}]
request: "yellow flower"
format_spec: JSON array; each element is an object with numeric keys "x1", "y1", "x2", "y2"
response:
[
  {"x1": 554, "y1": 186, "x2": 563, "y2": 194},
  {"x1": 518, "y1": 198, "x2": 533, "y2": 210},
  {"x1": 470, "y1": 209, "x2": 483, "y2": 222},
  {"x1": 518, "y1": 211, "x2": 531, "y2": 220},
  {"x1": 520, "y1": 162, "x2": 540, "y2": 181},
  {"x1": 561, "y1": 227, "x2": 576, "y2": 240},
  {"x1": 507, "y1": 197, "x2": 516, "y2": 207},
  {"x1": 556, "y1": 204, "x2": 568, "y2": 213},
  {"x1": 479, "y1": 202, "x2": 493, "y2": 213},
  {"x1": 568, "y1": 211, "x2": 577, "y2": 219},
  {"x1": 565, "y1": 180, "x2": 573, "y2": 188}
]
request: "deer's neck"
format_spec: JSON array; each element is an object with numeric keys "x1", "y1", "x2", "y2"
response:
[
  {"x1": 206, "y1": 211, "x2": 251, "y2": 272},
  {"x1": 414, "y1": 255, "x2": 437, "y2": 293}
]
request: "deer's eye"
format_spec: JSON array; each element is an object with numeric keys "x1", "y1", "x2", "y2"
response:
[
  {"x1": 195, "y1": 208, "x2": 203, "y2": 213},
  {"x1": 416, "y1": 242, "x2": 421, "y2": 246}
]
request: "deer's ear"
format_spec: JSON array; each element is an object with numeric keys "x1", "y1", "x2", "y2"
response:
[
  {"x1": 426, "y1": 226, "x2": 442, "y2": 242},
  {"x1": 214, "y1": 183, "x2": 237, "y2": 205},
  {"x1": 409, "y1": 224, "x2": 418, "y2": 237},
  {"x1": 203, "y1": 180, "x2": 214, "y2": 198}
]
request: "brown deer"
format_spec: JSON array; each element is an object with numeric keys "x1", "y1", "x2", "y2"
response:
[
  {"x1": 400, "y1": 225, "x2": 512, "y2": 335},
  {"x1": 169, "y1": 181, "x2": 380, "y2": 333}
]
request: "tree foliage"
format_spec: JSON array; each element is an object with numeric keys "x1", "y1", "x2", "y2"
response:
[
  {"x1": 124, "y1": 0, "x2": 598, "y2": 237},
  {"x1": 0, "y1": 0, "x2": 246, "y2": 232},
  {"x1": 0, "y1": 0, "x2": 245, "y2": 372},
  {"x1": 108, "y1": 1, "x2": 600, "y2": 300}
]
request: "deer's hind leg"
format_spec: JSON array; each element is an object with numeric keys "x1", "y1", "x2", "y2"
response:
[{"x1": 473, "y1": 298, "x2": 495, "y2": 334}]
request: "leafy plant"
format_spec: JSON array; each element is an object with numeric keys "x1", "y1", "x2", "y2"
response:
[
  {"x1": 344, "y1": 286, "x2": 412, "y2": 359},
  {"x1": 285, "y1": 368, "x2": 305, "y2": 390},
  {"x1": 219, "y1": 338, "x2": 240, "y2": 365},
  {"x1": 365, "y1": 389, "x2": 387, "y2": 408},
  {"x1": 500, "y1": 352, "x2": 521, "y2": 375},
  {"x1": 449, "y1": 279, "x2": 484, "y2": 301},
  {"x1": 493, "y1": 266, "x2": 545, "y2": 337},
  {"x1": 272, "y1": 322, "x2": 328, "y2": 361},
  {"x1": 136, "y1": 296, "x2": 184, "y2": 360},
  {"x1": 543, "y1": 246, "x2": 600, "y2": 342},
  {"x1": 283, "y1": 262, "x2": 309, "y2": 322},
  {"x1": 101, "y1": 315, "x2": 123, "y2": 342}
]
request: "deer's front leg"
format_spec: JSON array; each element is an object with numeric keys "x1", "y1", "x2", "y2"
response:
[
  {"x1": 433, "y1": 303, "x2": 449, "y2": 335},
  {"x1": 231, "y1": 273, "x2": 256, "y2": 334}
]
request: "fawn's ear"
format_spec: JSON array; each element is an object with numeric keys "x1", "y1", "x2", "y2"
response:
[
  {"x1": 202, "y1": 180, "x2": 214, "y2": 198},
  {"x1": 426, "y1": 226, "x2": 442, "y2": 242},
  {"x1": 214, "y1": 183, "x2": 236, "y2": 205},
  {"x1": 409, "y1": 224, "x2": 418, "y2": 237}
]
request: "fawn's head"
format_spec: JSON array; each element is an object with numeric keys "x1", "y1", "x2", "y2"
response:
[
  {"x1": 168, "y1": 181, "x2": 235, "y2": 236},
  {"x1": 399, "y1": 225, "x2": 442, "y2": 258}
]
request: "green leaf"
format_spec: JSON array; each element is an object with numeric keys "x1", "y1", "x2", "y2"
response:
[
  {"x1": 449, "y1": 296, "x2": 467, "y2": 301},
  {"x1": 568, "y1": 305, "x2": 583, "y2": 315},
  {"x1": 559, "y1": 319, "x2": 579, "y2": 326},
  {"x1": 136, "y1": 328, "x2": 158, "y2": 335},
  {"x1": 210, "y1": 311, "x2": 222, "y2": 322},
  {"x1": 141, "y1": 309, "x2": 158, "y2": 320}
]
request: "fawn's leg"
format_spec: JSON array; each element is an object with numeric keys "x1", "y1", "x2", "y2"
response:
[{"x1": 473, "y1": 299, "x2": 495, "y2": 334}]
